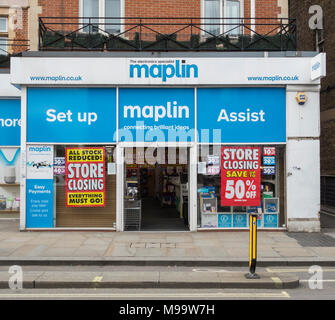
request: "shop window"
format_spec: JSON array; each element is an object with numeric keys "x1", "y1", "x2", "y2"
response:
[
  {"x1": 81, "y1": 0, "x2": 121, "y2": 33},
  {"x1": 124, "y1": 147, "x2": 190, "y2": 231},
  {"x1": 203, "y1": 0, "x2": 242, "y2": 36},
  {"x1": 197, "y1": 145, "x2": 285, "y2": 229},
  {"x1": 0, "y1": 147, "x2": 20, "y2": 214},
  {"x1": 54, "y1": 145, "x2": 116, "y2": 228}
]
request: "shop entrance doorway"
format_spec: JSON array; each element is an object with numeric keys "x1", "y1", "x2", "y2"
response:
[{"x1": 123, "y1": 147, "x2": 189, "y2": 231}]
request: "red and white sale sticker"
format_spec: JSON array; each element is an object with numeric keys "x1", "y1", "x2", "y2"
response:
[
  {"x1": 263, "y1": 147, "x2": 276, "y2": 156},
  {"x1": 221, "y1": 147, "x2": 261, "y2": 207}
]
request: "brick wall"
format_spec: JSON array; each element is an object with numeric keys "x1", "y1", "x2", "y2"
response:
[
  {"x1": 124, "y1": 0, "x2": 280, "y2": 36},
  {"x1": 30, "y1": 0, "x2": 283, "y2": 45},
  {"x1": 12, "y1": 7, "x2": 29, "y2": 54},
  {"x1": 125, "y1": 0, "x2": 200, "y2": 17},
  {"x1": 290, "y1": 0, "x2": 335, "y2": 175},
  {"x1": 1, "y1": 0, "x2": 286, "y2": 67},
  {"x1": 125, "y1": 0, "x2": 201, "y2": 41},
  {"x1": 255, "y1": 0, "x2": 281, "y2": 34},
  {"x1": 34, "y1": 0, "x2": 283, "y2": 19},
  {"x1": 321, "y1": 120, "x2": 335, "y2": 175},
  {"x1": 38, "y1": 0, "x2": 79, "y2": 32},
  {"x1": 4, "y1": 0, "x2": 285, "y2": 50},
  {"x1": 38, "y1": 0, "x2": 79, "y2": 17},
  {"x1": 0, "y1": 5, "x2": 29, "y2": 67},
  {"x1": 5, "y1": 0, "x2": 285, "y2": 58}
]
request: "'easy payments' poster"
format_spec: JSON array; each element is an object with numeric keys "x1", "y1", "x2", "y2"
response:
[{"x1": 65, "y1": 147, "x2": 105, "y2": 207}]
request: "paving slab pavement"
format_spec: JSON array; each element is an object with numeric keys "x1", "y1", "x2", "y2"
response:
[{"x1": 0, "y1": 220, "x2": 333, "y2": 266}]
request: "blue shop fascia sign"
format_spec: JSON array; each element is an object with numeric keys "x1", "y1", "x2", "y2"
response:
[
  {"x1": 25, "y1": 86, "x2": 286, "y2": 228},
  {"x1": 26, "y1": 87, "x2": 286, "y2": 144},
  {"x1": 197, "y1": 88, "x2": 286, "y2": 143}
]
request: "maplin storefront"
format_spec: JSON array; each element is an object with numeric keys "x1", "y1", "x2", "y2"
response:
[{"x1": 9, "y1": 51, "x2": 326, "y2": 232}]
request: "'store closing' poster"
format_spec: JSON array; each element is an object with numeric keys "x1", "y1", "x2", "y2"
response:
[
  {"x1": 65, "y1": 147, "x2": 105, "y2": 207},
  {"x1": 221, "y1": 147, "x2": 261, "y2": 207}
]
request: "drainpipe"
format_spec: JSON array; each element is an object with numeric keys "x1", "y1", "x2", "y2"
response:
[{"x1": 61, "y1": 0, "x2": 63, "y2": 32}]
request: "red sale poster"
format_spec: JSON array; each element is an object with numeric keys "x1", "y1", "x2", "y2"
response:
[{"x1": 221, "y1": 147, "x2": 261, "y2": 207}]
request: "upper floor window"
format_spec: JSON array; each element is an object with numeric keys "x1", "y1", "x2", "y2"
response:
[
  {"x1": 0, "y1": 17, "x2": 8, "y2": 33},
  {"x1": 81, "y1": 0, "x2": 121, "y2": 33},
  {"x1": 0, "y1": 37, "x2": 7, "y2": 55},
  {"x1": 0, "y1": 17, "x2": 8, "y2": 55},
  {"x1": 203, "y1": 0, "x2": 242, "y2": 36}
]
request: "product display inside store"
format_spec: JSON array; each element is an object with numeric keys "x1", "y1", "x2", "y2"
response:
[
  {"x1": 124, "y1": 147, "x2": 189, "y2": 231},
  {"x1": 0, "y1": 147, "x2": 20, "y2": 216},
  {"x1": 197, "y1": 145, "x2": 285, "y2": 229}
]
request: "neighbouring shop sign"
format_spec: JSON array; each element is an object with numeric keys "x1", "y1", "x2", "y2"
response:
[
  {"x1": 65, "y1": 147, "x2": 106, "y2": 207},
  {"x1": 221, "y1": 147, "x2": 261, "y2": 207},
  {"x1": 0, "y1": 99, "x2": 21, "y2": 146}
]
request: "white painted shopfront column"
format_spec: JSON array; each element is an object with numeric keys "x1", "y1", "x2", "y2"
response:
[
  {"x1": 19, "y1": 86, "x2": 27, "y2": 231},
  {"x1": 286, "y1": 85, "x2": 321, "y2": 232},
  {"x1": 116, "y1": 145, "x2": 124, "y2": 232},
  {"x1": 189, "y1": 143, "x2": 198, "y2": 231}
]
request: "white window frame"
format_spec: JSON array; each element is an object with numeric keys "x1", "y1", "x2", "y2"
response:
[
  {"x1": 0, "y1": 17, "x2": 8, "y2": 33},
  {"x1": 79, "y1": 0, "x2": 124, "y2": 34},
  {"x1": 201, "y1": 0, "x2": 244, "y2": 36}
]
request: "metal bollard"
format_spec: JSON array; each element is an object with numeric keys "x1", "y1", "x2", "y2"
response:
[{"x1": 245, "y1": 214, "x2": 260, "y2": 279}]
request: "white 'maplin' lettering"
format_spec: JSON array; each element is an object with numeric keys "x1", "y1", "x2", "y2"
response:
[{"x1": 123, "y1": 101, "x2": 189, "y2": 122}]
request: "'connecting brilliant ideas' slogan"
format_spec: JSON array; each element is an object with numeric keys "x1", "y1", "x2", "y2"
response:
[{"x1": 65, "y1": 147, "x2": 105, "y2": 207}]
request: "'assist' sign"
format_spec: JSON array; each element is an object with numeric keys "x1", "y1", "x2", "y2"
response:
[
  {"x1": 221, "y1": 147, "x2": 261, "y2": 207},
  {"x1": 65, "y1": 147, "x2": 106, "y2": 207}
]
